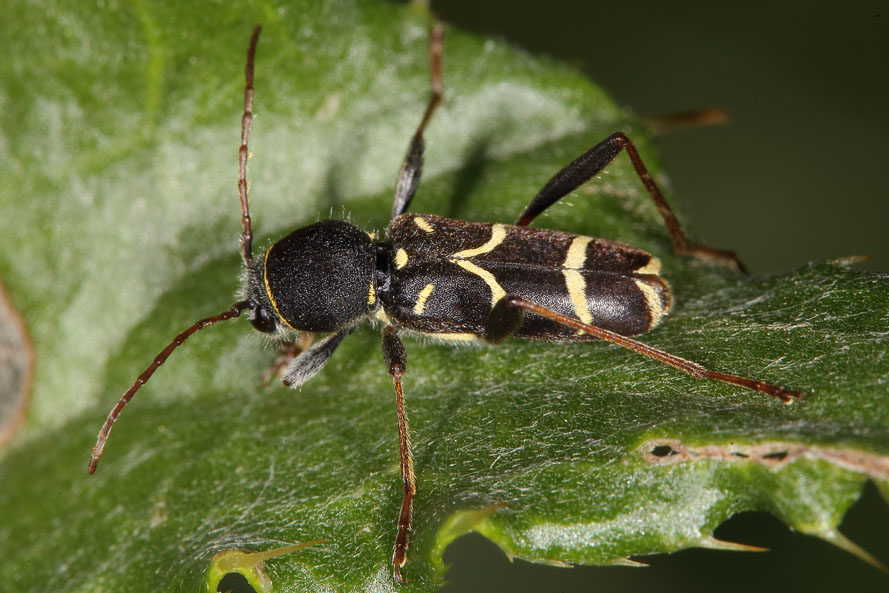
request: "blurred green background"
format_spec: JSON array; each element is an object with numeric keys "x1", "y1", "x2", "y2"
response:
[{"x1": 436, "y1": 1, "x2": 889, "y2": 592}]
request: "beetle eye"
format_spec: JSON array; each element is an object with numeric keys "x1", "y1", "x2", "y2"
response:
[{"x1": 250, "y1": 306, "x2": 277, "y2": 333}]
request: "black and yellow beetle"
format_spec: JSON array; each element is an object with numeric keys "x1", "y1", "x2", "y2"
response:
[{"x1": 88, "y1": 25, "x2": 804, "y2": 583}]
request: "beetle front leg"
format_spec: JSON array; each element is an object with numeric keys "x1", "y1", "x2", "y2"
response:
[
  {"x1": 261, "y1": 334, "x2": 315, "y2": 384},
  {"x1": 280, "y1": 327, "x2": 352, "y2": 388},
  {"x1": 382, "y1": 326, "x2": 414, "y2": 583},
  {"x1": 516, "y1": 132, "x2": 747, "y2": 272}
]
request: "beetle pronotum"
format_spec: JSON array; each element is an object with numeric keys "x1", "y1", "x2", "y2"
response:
[{"x1": 88, "y1": 25, "x2": 804, "y2": 583}]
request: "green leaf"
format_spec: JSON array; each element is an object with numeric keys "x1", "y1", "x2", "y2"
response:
[{"x1": 2, "y1": 1, "x2": 888, "y2": 592}]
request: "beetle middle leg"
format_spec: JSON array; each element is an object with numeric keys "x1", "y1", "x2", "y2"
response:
[
  {"x1": 381, "y1": 326, "x2": 414, "y2": 583},
  {"x1": 390, "y1": 22, "x2": 445, "y2": 219},
  {"x1": 516, "y1": 132, "x2": 747, "y2": 272},
  {"x1": 380, "y1": 23, "x2": 445, "y2": 584}
]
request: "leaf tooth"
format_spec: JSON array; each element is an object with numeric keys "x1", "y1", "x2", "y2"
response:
[
  {"x1": 816, "y1": 530, "x2": 888, "y2": 574},
  {"x1": 606, "y1": 557, "x2": 648, "y2": 567},
  {"x1": 698, "y1": 535, "x2": 767, "y2": 553}
]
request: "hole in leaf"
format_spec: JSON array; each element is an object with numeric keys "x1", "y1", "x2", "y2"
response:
[
  {"x1": 650, "y1": 444, "x2": 678, "y2": 457},
  {"x1": 217, "y1": 572, "x2": 258, "y2": 593}
]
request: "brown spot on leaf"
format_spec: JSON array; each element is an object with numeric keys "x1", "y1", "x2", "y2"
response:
[{"x1": 0, "y1": 278, "x2": 33, "y2": 444}]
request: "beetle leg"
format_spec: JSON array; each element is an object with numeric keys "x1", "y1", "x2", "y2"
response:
[
  {"x1": 483, "y1": 297, "x2": 525, "y2": 344},
  {"x1": 500, "y1": 296, "x2": 805, "y2": 403},
  {"x1": 261, "y1": 334, "x2": 315, "y2": 384},
  {"x1": 280, "y1": 327, "x2": 353, "y2": 388},
  {"x1": 516, "y1": 132, "x2": 747, "y2": 273},
  {"x1": 381, "y1": 326, "x2": 414, "y2": 583},
  {"x1": 391, "y1": 22, "x2": 445, "y2": 220}
]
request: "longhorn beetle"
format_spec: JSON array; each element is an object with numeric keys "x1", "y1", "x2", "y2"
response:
[{"x1": 89, "y1": 25, "x2": 805, "y2": 583}]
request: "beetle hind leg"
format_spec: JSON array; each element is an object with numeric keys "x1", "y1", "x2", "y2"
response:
[
  {"x1": 516, "y1": 132, "x2": 747, "y2": 273},
  {"x1": 483, "y1": 297, "x2": 525, "y2": 344},
  {"x1": 497, "y1": 295, "x2": 805, "y2": 403}
]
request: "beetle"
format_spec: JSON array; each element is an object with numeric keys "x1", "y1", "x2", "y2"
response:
[{"x1": 88, "y1": 25, "x2": 805, "y2": 583}]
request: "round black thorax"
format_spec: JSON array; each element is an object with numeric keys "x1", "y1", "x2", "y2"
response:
[{"x1": 263, "y1": 220, "x2": 375, "y2": 332}]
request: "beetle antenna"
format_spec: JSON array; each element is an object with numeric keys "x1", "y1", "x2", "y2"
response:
[
  {"x1": 88, "y1": 301, "x2": 250, "y2": 474},
  {"x1": 238, "y1": 25, "x2": 262, "y2": 265}
]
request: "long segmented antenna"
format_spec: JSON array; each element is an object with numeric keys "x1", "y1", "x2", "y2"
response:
[
  {"x1": 89, "y1": 27, "x2": 264, "y2": 475},
  {"x1": 88, "y1": 302, "x2": 249, "y2": 474},
  {"x1": 238, "y1": 25, "x2": 262, "y2": 265}
]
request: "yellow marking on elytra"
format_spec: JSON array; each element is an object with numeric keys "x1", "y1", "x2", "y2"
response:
[
  {"x1": 452, "y1": 260, "x2": 505, "y2": 306},
  {"x1": 367, "y1": 281, "x2": 376, "y2": 306},
  {"x1": 441, "y1": 224, "x2": 509, "y2": 307},
  {"x1": 564, "y1": 270, "x2": 592, "y2": 329},
  {"x1": 451, "y1": 224, "x2": 506, "y2": 258},
  {"x1": 367, "y1": 231, "x2": 377, "y2": 241},
  {"x1": 413, "y1": 283, "x2": 435, "y2": 315},
  {"x1": 394, "y1": 248, "x2": 409, "y2": 270},
  {"x1": 635, "y1": 279, "x2": 666, "y2": 328},
  {"x1": 563, "y1": 236, "x2": 591, "y2": 270},
  {"x1": 263, "y1": 247, "x2": 294, "y2": 330},
  {"x1": 635, "y1": 256, "x2": 662, "y2": 276},
  {"x1": 432, "y1": 332, "x2": 478, "y2": 342},
  {"x1": 414, "y1": 217, "x2": 434, "y2": 233},
  {"x1": 562, "y1": 236, "x2": 593, "y2": 332}
]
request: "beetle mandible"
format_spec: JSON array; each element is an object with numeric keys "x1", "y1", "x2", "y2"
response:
[{"x1": 88, "y1": 25, "x2": 805, "y2": 584}]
